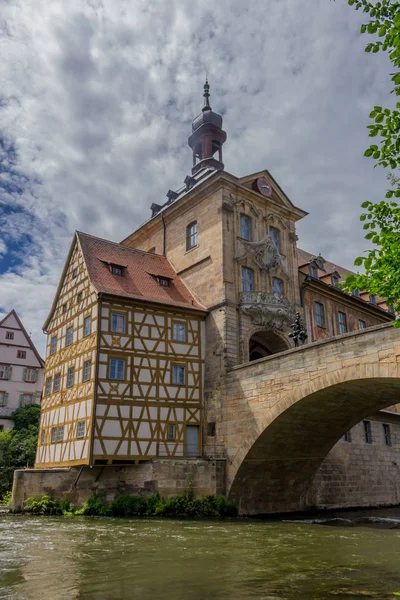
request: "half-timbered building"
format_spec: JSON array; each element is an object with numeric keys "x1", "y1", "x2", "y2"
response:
[{"x1": 35, "y1": 232, "x2": 206, "y2": 468}]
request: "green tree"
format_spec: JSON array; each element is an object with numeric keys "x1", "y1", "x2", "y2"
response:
[
  {"x1": 343, "y1": 0, "x2": 400, "y2": 316},
  {"x1": 0, "y1": 405, "x2": 40, "y2": 499}
]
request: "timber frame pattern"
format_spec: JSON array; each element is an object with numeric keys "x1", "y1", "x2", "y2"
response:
[{"x1": 35, "y1": 235, "x2": 205, "y2": 468}]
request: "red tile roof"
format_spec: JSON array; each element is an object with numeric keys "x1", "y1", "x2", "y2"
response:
[
  {"x1": 297, "y1": 248, "x2": 354, "y2": 278},
  {"x1": 77, "y1": 232, "x2": 206, "y2": 312}
]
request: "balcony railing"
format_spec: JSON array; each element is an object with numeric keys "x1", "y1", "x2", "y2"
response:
[{"x1": 239, "y1": 291, "x2": 296, "y2": 329}]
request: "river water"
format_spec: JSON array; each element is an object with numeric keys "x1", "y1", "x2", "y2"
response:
[{"x1": 1, "y1": 509, "x2": 400, "y2": 600}]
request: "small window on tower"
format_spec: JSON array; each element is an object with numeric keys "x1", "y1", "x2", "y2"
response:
[
  {"x1": 72, "y1": 267, "x2": 78, "y2": 279},
  {"x1": 186, "y1": 222, "x2": 198, "y2": 250}
]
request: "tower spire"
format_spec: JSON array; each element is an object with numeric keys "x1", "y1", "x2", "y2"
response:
[
  {"x1": 188, "y1": 78, "x2": 227, "y2": 176},
  {"x1": 203, "y1": 77, "x2": 211, "y2": 112}
]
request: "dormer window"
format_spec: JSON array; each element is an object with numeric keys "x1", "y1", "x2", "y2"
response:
[
  {"x1": 313, "y1": 255, "x2": 326, "y2": 271},
  {"x1": 111, "y1": 265, "x2": 123, "y2": 276},
  {"x1": 369, "y1": 294, "x2": 377, "y2": 306},
  {"x1": 352, "y1": 288, "x2": 360, "y2": 298},
  {"x1": 388, "y1": 305, "x2": 395, "y2": 315},
  {"x1": 159, "y1": 278, "x2": 170, "y2": 288},
  {"x1": 331, "y1": 275, "x2": 339, "y2": 288},
  {"x1": 309, "y1": 263, "x2": 318, "y2": 278}
]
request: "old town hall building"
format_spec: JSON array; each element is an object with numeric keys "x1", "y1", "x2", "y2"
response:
[{"x1": 31, "y1": 81, "x2": 399, "y2": 511}]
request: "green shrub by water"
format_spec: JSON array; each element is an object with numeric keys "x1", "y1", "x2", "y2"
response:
[{"x1": 22, "y1": 490, "x2": 237, "y2": 518}]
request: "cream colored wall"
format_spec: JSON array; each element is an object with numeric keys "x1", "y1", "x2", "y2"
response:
[{"x1": 35, "y1": 238, "x2": 98, "y2": 467}]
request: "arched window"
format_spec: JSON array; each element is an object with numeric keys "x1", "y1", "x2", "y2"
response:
[
  {"x1": 186, "y1": 222, "x2": 198, "y2": 250},
  {"x1": 241, "y1": 267, "x2": 254, "y2": 292}
]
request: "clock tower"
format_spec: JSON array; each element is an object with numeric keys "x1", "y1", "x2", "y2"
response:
[{"x1": 188, "y1": 79, "x2": 227, "y2": 175}]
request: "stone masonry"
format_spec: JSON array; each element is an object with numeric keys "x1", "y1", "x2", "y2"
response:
[{"x1": 220, "y1": 322, "x2": 400, "y2": 515}]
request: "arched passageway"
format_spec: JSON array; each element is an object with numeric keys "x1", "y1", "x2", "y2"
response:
[
  {"x1": 228, "y1": 377, "x2": 400, "y2": 515},
  {"x1": 249, "y1": 330, "x2": 289, "y2": 361}
]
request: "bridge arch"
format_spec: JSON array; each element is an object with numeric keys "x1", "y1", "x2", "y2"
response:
[
  {"x1": 248, "y1": 328, "x2": 290, "y2": 361},
  {"x1": 224, "y1": 325, "x2": 400, "y2": 515}
]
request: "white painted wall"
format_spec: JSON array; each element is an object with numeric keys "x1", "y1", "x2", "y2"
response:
[{"x1": 0, "y1": 312, "x2": 44, "y2": 430}]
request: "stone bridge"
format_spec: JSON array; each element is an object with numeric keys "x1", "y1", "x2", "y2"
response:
[{"x1": 221, "y1": 322, "x2": 400, "y2": 515}]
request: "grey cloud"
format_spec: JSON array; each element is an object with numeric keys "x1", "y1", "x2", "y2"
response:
[{"x1": 0, "y1": 0, "x2": 393, "y2": 354}]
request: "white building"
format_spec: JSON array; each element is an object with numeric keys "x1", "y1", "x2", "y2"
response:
[{"x1": 0, "y1": 311, "x2": 44, "y2": 431}]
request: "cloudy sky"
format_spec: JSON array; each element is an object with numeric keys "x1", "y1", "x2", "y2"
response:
[{"x1": 0, "y1": 0, "x2": 392, "y2": 355}]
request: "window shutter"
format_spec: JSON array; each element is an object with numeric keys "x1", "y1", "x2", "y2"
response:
[
  {"x1": 34, "y1": 369, "x2": 39, "y2": 383},
  {"x1": 35, "y1": 391, "x2": 42, "y2": 403},
  {"x1": 19, "y1": 393, "x2": 24, "y2": 407},
  {"x1": 3, "y1": 393, "x2": 8, "y2": 406},
  {"x1": 23, "y1": 368, "x2": 27, "y2": 382},
  {"x1": 7, "y1": 367, "x2": 12, "y2": 380}
]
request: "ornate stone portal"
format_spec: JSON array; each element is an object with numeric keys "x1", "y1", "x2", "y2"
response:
[{"x1": 239, "y1": 291, "x2": 296, "y2": 330}]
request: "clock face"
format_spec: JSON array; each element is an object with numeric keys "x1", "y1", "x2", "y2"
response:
[{"x1": 257, "y1": 177, "x2": 272, "y2": 197}]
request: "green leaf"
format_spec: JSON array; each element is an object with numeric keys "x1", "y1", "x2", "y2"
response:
[
  {"x1": 354, "y1": 257, "x2": 363, "y2": 266},
  {"x1": 364, "y1": 148, "x2": 374, "y2": 157},
  {"x1": 375, "y1": 113, "x2": 385, "y2": 123},
  {"x1": 365, "y1": 232, "x2": 374, "y2": 239}
]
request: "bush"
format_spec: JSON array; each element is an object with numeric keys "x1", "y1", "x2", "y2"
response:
[
  {"x1": 21, "y1": 491, "x2": 238, "y2": 518},
  {"x1": 0, "y1": 405, "x2": 41, "y2": 499}
]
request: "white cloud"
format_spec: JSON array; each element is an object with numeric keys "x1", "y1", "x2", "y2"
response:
[{"x1": 0, "y1": 0, "x2": 393, "y2": 354}]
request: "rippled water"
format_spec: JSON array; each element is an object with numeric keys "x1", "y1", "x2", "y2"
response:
[{"x1": 1, "y1": 509, "x2": 400, "y2": 599}]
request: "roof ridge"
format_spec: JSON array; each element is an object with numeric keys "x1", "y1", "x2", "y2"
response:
[{"x1": 77, "y1": 231, "x2": 163, "y2": 258}]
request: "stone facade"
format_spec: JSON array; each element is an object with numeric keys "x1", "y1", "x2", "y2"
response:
[
  {"x1": 221, "y1": 322, "x2": 400, "y2": 514},
  {"x1": 11, "y1": 458, "x2": 226, "y2": 511},
  {"x1": 309, "y1": 411, "x2": 400, "y2": 509}
]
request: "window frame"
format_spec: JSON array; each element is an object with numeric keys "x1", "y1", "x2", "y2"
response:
[
  {"x1": 84, "y1": 316, "x2": 91, "y2": 337},
  {"x1": 343, "y1": 430, "x2": 352, "y2": 443},
  {"x1": 167, "y1": 423, "x2": 176, "y2": 441},
  {"x1": 172, "y1": 364, "x2": 186, "y2": 386},
  {"x1": 241, "y1": 267, "x2": 254, "y2": 293},
  {"x1": 50, "y1": 336, "x2": 57, "y2": 355},
  {"x1": 5, "y1": 331, "x2": 14, "y2": 340},
  {"x1": 67, "y1": 366, "x2": 75, "y2": 388},
  {"x1": 57, "y1": 425, "x2": 64, "y2": 442},
  {"x1": 51, "y1": 427, "x2": 57, "y2": 443},
  {"x1": 383, "y1": 423, "x2": 392, "y2": 446},
  {"x1": 358, "y1": 319, "x2": 366, "y2": 330},
  {"x1": 111, "y1": 265, "x2": 123, "y2": 276},
  {"x1": 331, "y1": 275, "x2": 339, "y2": 288},
  {"x1": 363, "y1": 420, "x2": 372, "y2": 444},
  {"x1": 66, "y1": 326, "x2": 73, "y2": 346},
  {"x1": 309, "y1": 263, "x2": 318, "y2": 278},
  {"x1": 45, "y1": 376, "x2": 52, "y2": 396},
  {"x1": 186, "y1": 221, "x2": 198, "y2": 251},
  {"x1": 24, "y1": 368, "x2": 38, "y2": 383},
  {"x1": 83, "y1": 359, "x2": 91, "y2": 383},
  {"x1": 172, "y1": 321, "x2": 187, "y2": 343},
  {"x1": 109, "y1": 358, "x2": 126, "y2": 381},
  {"x1": 269, "y1": 226, "x2": 281, "y2": 253},
  {"x1": 17, "y1": 350, "x2": 26, "y2": 359},
  {"x1": 272, "y1": 277, "x2": 284, "y2": 296},
  {"x1": 77, "y1": 421, "x2": 85, "y2": 439},
  {"x1": 338, "y1": 311, "x2": 347, "y2": 334},
  {"x1": 111, "y1": 313, "x2": 126, "y2": 335},
  {"x1": 315, "y1": 301, "x2": 325, "y2": 328},
  {"x1": 0, "y1": 365, "x2": 9, "y2": 380},
  {"x1": 0, "y1": 391, "x2": 8, "y2": 407},
  {"x1": 53, "y1": 372, "x2": 61, "y2": 393},
  {"x1": 240, "y1": 214, "x2": 252, "y2": 241}
]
